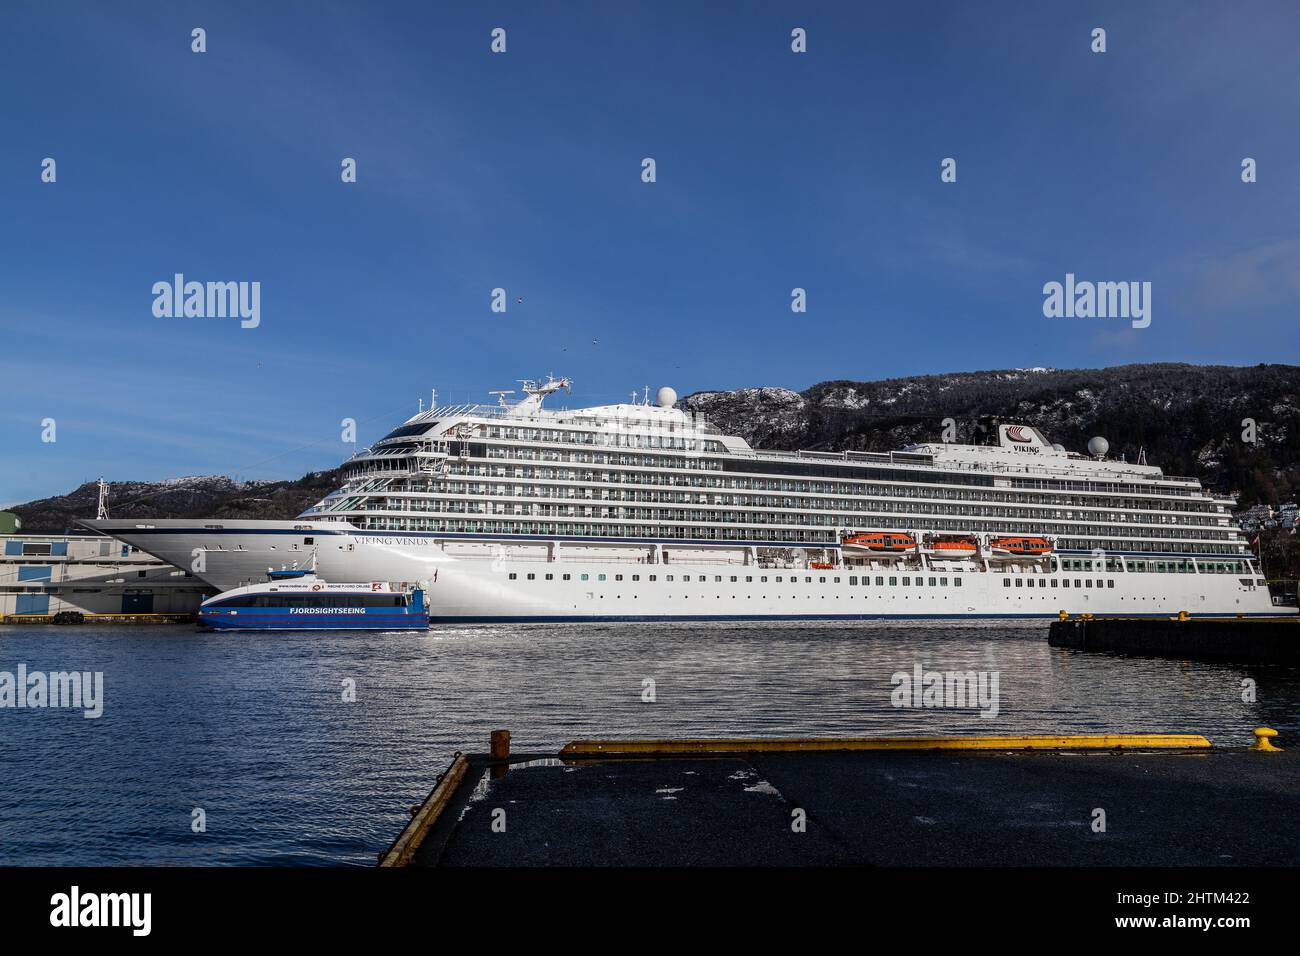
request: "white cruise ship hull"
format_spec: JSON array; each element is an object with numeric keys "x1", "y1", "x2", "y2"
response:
[{"x1": 82, "y1": 520, "x2": 1285, "y2": 622}]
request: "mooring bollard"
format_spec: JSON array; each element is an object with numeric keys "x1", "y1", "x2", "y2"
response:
[
  {"x1": 490, "y1": 729, "x2": 511, "y2": 759},
  {"x1": 1250, "y1": 727, "x2": 1282, "y2": 752},
  {"x1": 490, "y1": 729, "x2": 511, "y2": 779}
]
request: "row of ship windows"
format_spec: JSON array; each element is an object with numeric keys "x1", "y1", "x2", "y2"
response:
[
  {"x1": 369, "y1": 501, "x2": 1227, "y2": 534},
  {"x1": 480, "y1": 426, "x2": 724, "y2": 453},
  {"x1": 507, "y1": 571, "x2": 968, "y2": 586},
  {"x1": 345, "y1": 470, "x2": 1217, "y2": 511},
  {"x1": 470, "y1": 441, "x2": 1191, "y2": 498},
  {"x1": 348, "y1": 456, "x2": 1207, "y2": 505},
  {"x1": 505, "y1": 571, "x2": 1131, "y2": 590},
  {"x1": 355, "y1": 518, "x2": 1234, "y2": 546}
]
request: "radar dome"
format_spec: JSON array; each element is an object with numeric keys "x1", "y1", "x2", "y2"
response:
[
  {"x1": 1087, "y1": 436, "x2": 1109, "y2": 458},
  {"x1": 1051, "y1": 443, "x2": 1065, "y2": 452},
  {"x1": 656, "y1": 386, "x2": 677, "y2": 408}
]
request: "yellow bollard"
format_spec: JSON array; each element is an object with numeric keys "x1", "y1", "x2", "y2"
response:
[
  {"x1": 1058, "y1": 610, "x2": 1068, "y2": 621},
  {"x1": 1177, "y1": 610, "x2": 1190, "y2": 622},
  {"x1": 490, "y1": 729, "x2": 511, "y2": 759},
  {"x1": 1250, "y1": 727, "x2": 1282, "y2": 752}
]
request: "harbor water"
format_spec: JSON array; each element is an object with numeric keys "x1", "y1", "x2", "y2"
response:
[{"x1": 2, "y1": 621, "x2": 1297, "y2": 866}]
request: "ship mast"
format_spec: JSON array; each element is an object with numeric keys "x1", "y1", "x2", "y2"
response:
[{"x1": 96, "y1": 478, "x2": 110, "y2": 520}]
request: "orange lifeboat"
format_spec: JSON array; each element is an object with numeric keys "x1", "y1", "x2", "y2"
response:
[
  {"x1": 841, "y1": 531, "x2": 916, "y2": 554},
  {"x1": 990, "y1": 535, "x2": 1053, "y2": 555},
  {"x1": 928, "y1": 534, "x2": 979, "y2": 557},
  {"x1": 810, "y1": 562, "x2": 836, "y2": 570}
]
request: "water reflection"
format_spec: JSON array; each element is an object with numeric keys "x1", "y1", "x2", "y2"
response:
[{"x1": 1, "y1": 621, "x2": 1295, "y2": 865}]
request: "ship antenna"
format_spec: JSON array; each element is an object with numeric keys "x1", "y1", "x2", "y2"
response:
[{"x1": 96, "y1": 477, "x2": 110, "y2": 520}]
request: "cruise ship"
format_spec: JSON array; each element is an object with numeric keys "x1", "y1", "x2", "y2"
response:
[{"x1": 85, "y1": 375, "x2": 1281, "y2": 621}]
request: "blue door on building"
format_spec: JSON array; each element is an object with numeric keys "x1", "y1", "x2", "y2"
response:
[
  {"x1": 16, "y1": 594, "x2": 50, "y2": 614},
  {"x1": 122, "y1": 592, "x2": 154, "y2": 614}
]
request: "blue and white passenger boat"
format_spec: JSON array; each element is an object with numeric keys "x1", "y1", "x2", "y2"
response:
[{"x1": 199, "y1": 562, "x2": 429, "y2": 631}]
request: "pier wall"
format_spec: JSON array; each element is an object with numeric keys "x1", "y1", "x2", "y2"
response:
[{"x1": 1049, "y1": 616, "x2": 1300, "y2": 664}]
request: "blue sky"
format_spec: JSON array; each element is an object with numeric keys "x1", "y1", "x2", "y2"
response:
[{"x1": 2, "y1": 0, "x2": 1298, "y2": 504}]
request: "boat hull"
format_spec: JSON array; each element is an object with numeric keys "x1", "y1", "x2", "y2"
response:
[{"x1": 83, "y1": 521, "x2": 1288, "y2": 623}]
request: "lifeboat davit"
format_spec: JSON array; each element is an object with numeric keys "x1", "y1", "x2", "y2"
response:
[
  {"x1": 841, "y1": 531, "x2": 916, "y2": 554},
  {"x1": 990, "y1": 535, "x2": 1053, "y2": 556},
  {"x1": 927, "y1": 534, "x2": 980, "y2": 557}
]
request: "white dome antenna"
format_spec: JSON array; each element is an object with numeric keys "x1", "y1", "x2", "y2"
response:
[
  {"x1": 657, "y1": 386, "x2": 677, "y2": 408},
  {"x1": 1087, "y1": 436, "x2": 1109, "y2": 458}
]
